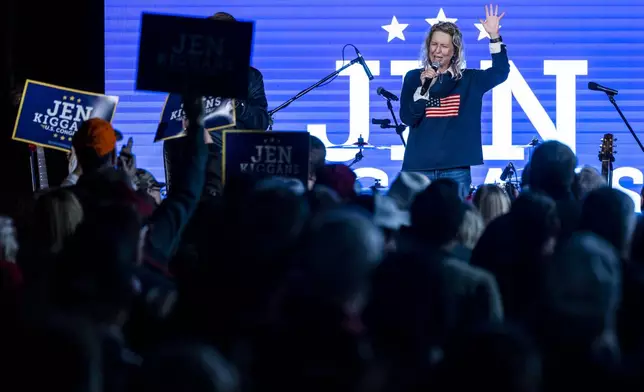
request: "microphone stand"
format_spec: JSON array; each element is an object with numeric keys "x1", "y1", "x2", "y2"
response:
[
  {"x1": 373, "y1": 98, "x2": 407, "y2": 147},
  {"x1": 372, "y1": 118, "x2": 407, "y2": 146},
  {"x1": 500, "y1": 162, "x2": 519, "y2": 201},
  {"x1": 386, "y1": 99, "x2": 407, "y2": 147},
  {"x1": 606, "y1": 93, "x2": 644, "y2": 153},
  {"x1": 267, "y1": 55, "x2": 365, "y2": 131}
]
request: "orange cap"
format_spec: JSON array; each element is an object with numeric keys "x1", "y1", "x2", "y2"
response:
[{"x1": 72, "y1": 118, "x2": 117, "y2": 157}]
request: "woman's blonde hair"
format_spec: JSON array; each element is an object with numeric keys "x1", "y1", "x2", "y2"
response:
[
  {"x1": 473, "y1": 184, "x2": 511, "y2": 225},
  {"x1": 457, "y1": 208, "x2": 485, "y2": 249},
  {"x1": 32, "y1": 188, "x2": 84, "y2": 254},
  {"x1": 576, "y1": 165, "x2": 606, "y2": 199},
  {"x1": 421, "y1": 21, "x2": 466, "y2": 80}
]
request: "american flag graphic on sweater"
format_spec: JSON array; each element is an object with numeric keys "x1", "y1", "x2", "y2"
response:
[{"x1": 425, "y1": 94, "x2": 461, "y2": 118}]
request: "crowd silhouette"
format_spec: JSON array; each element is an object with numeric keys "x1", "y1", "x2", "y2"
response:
[{"x1": 1, "y1": 97, "x2": 644, "y2": 392}]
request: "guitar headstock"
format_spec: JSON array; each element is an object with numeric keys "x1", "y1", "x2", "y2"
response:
[{"x1": 598, "y1": 133, "x2": 616, "y2": 163}]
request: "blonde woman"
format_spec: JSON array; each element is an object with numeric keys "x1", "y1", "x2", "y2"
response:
[
  {"x1": 31, "y1": 188, "x2": 84, "y2": 254},
  {"x1": 450, "y1": 207, "x2": 485, "y2": 262},
  {"x1": 575, "y1": 165, "x2": 606, "y2": 200},
  {"x1": 473, "y1": 184, "x2": 511, "y2": 225},
  {"x1": 458, "y1": 208, "x2": 486, "y2": 249},
  {"x1": 399, "y1": 4, "x2": 509, "y2": 199}
]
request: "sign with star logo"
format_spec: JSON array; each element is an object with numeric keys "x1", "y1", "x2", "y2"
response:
[
  {"x1": 154, "y1": 94, "x2": 237, "y2": 142},
  {"x1": 222, "y1": 130, "x2": 310, "y2": 185},
  {"x1": 136, "y1": 13, "x2": 254, "y2": 99},
  {"x1": 11, "y1": 80, "x2": 118, "y2": 152}
]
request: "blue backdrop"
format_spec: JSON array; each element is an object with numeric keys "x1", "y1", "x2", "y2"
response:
[{"x1": 105, "y1": 0, "x2": 644, "y2": 211}]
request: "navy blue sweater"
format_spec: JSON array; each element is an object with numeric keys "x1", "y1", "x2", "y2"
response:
[{"x1": 399, "y1": 45, "x2": 510, "y2": 171}]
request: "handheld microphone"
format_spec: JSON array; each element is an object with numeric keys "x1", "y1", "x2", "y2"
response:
[
  {"x1": 376, "y1": 87, "x2": 399, "y2": 101},
  {"x1": 354, "y1": 47, "x2": 374, "y2": 80},
  {"x1": 588, "y1": 81, "x2": 618, "y2": 96},
  {"x1": 420, "y1": 61, "x2": 441, "y2": 96}
]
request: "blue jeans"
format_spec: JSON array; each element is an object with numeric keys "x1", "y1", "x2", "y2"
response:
[{"x1": 415, "y1": 167, "x2": 472, "y2": 200}]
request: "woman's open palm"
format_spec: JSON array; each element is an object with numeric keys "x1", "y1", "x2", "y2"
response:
[{"x1": 480, "y1": 4, "x2": 505, "y2": 36}]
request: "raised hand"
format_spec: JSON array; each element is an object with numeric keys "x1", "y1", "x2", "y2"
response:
[
  {"x1": 182, "y1": 95, "x2": 205, "y2": 127},
  {"x1": 480, "y1": 4, "x2": 505, "y2": 38},
  {"x1": 118, "y1": 137, "x2": 137, "y2": 178},
  {"x1": 68, "y1": 148, "x2": 81, "y2": 175},
  {"x1": 120, "y1": 137, "x2": 134, "y2": 157}
]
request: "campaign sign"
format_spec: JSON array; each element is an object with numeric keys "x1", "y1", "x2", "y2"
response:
[
  {"x1": 12, "y1": 80, "x2": 119, "y2": 152},
  {"x1": 154, "y1": 94, "x2": 237, "y2": 142},
  {"x1": 136, "y1": 12, "x2": 253, "y2": 98},
  {"x1": 222, "y1": 131, "x2": 310, "y2": 185}
]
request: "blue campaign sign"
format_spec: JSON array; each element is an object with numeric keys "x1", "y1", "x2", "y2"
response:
[
  {"x1": 12, "y1": 80, "x2": 118, "y2": 152},
  {"x1": 154, "y1": 94, "x2": 237, "y2": 142},
  {"x1": 136, "y1": 12, "x2": 253, "y2": 98},
  {"x1": 222, "y1": 130, "x2": 310, "y2": 185}
]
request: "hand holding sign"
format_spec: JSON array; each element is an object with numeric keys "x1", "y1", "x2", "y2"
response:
[
  {"x1": 155, "y1": 94, "x2": 236, "y2": 142},
  {"x1": 182, "y1": 95, "x2": 205, "y2": 127},
  {"x1": 183, "y1": 95, "x2": 211, "y2": 145}
]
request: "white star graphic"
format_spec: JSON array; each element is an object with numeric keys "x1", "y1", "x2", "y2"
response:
[
  {"x1": 425, "y1": 8, "x2": 458, "y2": 26},
  {"x1": 381, "y1": 16, "x2": 409, "y2": 42},
  {"x1": 474, "y1": 23, "x2": 502, "y2": 40}
]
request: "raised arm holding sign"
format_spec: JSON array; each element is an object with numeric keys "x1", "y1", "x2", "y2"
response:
[{"x1": 158, "y1": 11, "x2": 269, "y2": 198}]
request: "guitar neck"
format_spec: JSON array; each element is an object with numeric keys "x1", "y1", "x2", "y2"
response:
[
  {"x1": 601, "y1": 160, "x2": 613, "y2": 187},
  {"x1": 599, "y1": 133, "x2": 615, "y2": 189},
  {"x1": 36, "y1": 146, "x2": 49, "y2": 190}
]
